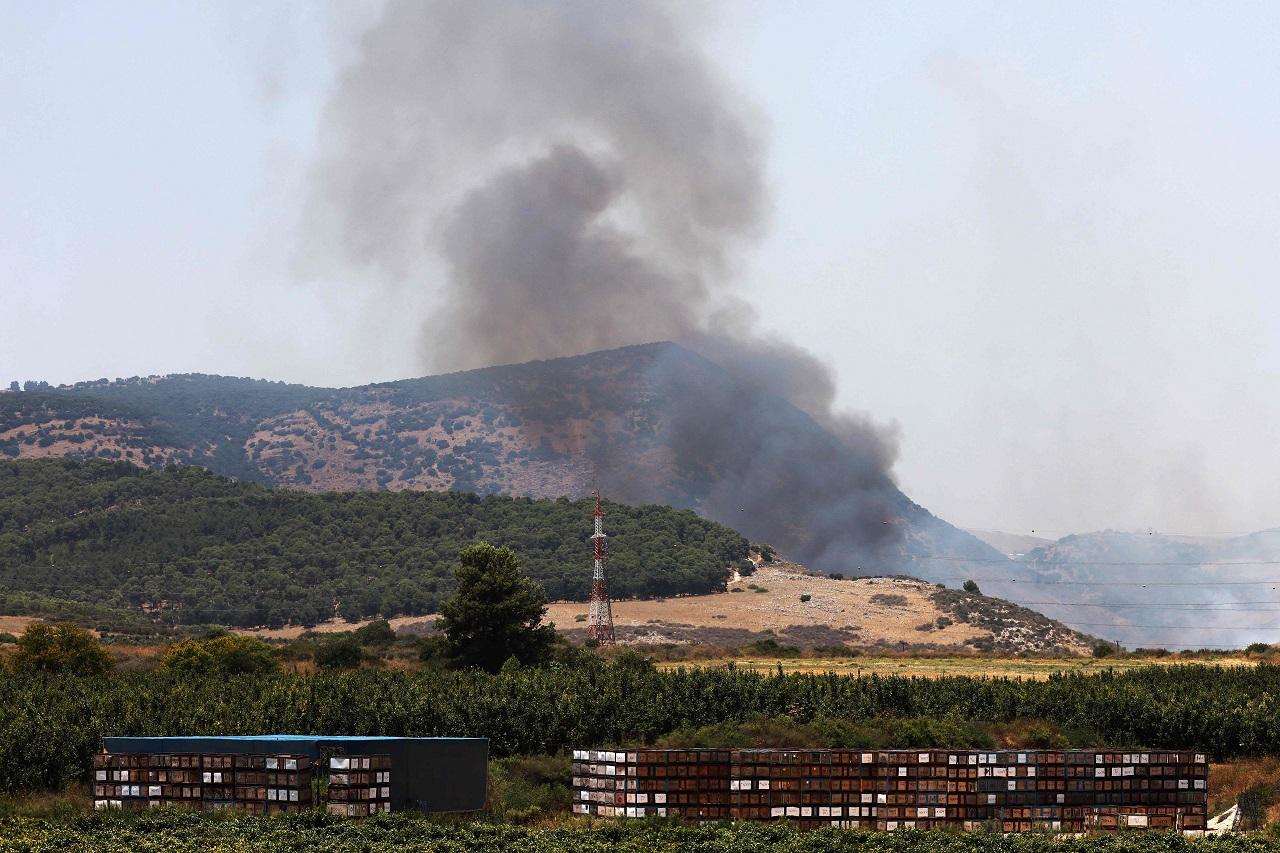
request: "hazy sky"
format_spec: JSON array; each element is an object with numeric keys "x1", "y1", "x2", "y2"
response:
[{"x1": 3, "y1": 1, "x2": 1278, "y2": 537}]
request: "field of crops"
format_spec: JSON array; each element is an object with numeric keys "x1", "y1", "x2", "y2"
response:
[
  {"x1": 1, "y1": 812, "x2": 1279, "y2": 853},
  {"x1": 6, "y1": 662, "x2": 1280, "y2": 794}
]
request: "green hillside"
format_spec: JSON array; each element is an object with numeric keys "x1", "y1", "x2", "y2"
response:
[{"x1": 0, "y1": 459, "x2": 747, "y2": 628}]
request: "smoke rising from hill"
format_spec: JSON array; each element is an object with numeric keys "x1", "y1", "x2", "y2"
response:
[{"x1": 304, "y1": 0, "x2": 904, "y2": 565}]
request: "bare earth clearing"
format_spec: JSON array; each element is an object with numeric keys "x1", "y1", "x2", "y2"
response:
[{"x1": 544, "y1": 564, "x2": 1093, "y2": 655}]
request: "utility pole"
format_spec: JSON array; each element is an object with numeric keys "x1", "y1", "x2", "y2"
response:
[{"x1": 587, "y1": 490, "x2": 616, "y2": 644}]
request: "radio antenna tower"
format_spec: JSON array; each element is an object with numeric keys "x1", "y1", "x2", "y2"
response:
[{"x1": 587, "y1": 490, "x2": 616, "y2": 644}]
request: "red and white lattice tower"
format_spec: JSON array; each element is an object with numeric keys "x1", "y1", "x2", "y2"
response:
[{"x1": 587, "y1": 490, "x2": 616, "y2": 644}]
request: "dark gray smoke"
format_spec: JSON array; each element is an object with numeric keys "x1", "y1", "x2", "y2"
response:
[{"x1": 304, "y1": 0, "x2": 904, "y2": 567}]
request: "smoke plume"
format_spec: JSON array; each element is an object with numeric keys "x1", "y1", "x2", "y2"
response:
[{"x1": 304, "y1": 0, "x2": 904, "y2": 567}]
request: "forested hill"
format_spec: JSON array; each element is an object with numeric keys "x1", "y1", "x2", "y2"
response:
[
  {"x1": 0, "y1": 343, "x2": 1005, "y2": 578},
  {"x1": 0, "y1": 459, "x2": 748, "y2": 628}
]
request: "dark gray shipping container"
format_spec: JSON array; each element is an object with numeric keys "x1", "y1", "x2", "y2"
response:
[{"x1": 101, "y1": 735, "x2": 487, "y2": 813}]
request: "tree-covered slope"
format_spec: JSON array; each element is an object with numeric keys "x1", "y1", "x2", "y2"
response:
[{"x1": 0, "y1": 459, "x2": 747, "y2": 627}]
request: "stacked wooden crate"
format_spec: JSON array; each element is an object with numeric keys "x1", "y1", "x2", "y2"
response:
[
  {"x1": 232, "y1": 754, "x2": 313, "y2": 814},
  {"x1": 200, "y1": 753, "x2": 235, "y2": 811},
  {"x1": 570, "y1": 749, "x2": 731, "y2": 820},
  {"x1": 325, "y1": 755, "x2": 392, "y2": 816},
  {"x1": 571, "y1": 748, "x2": 1209, "y2": 831}
]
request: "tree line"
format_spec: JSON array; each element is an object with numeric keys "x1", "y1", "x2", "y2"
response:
[{"x1": 0, "y1": 459, "x2": 747, "y2": 627}]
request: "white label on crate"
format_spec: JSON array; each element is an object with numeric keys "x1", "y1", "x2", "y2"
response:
[
  {"x1": 655, "y1": 793, "x2": 666, "y2": 804},
  {"x1": 332, "y1": 774, "x2": 348, "y2": 785},
  {"x1": 786, "y1": 807, "x2": 799, "y2": 817},
  {"x1": 1196, "y1": 754, "x2": 1206, "y2": 764},
  {"x1": 1007, "y1": 781, "x2": 1016, "y2": 791},
  {"x1": 897, "y1": 767, "x2": 907, "y2": 777},
  {"x1": 331, "y1": 758, "x2": 349, "y2": 770},
  {"x1": 266, "y1": 758, "x2": 278, "y2": 770},
  {"x1": 948, "y1": 756, "x2": 956, "y2": 765},
  {"x1": 627, "y1": 752, "x2": 637, "y2": 763},
  {"x1": 800, "y1": 807, "x2": 811, "y2": 816},
  {"x1": 935, "y1": 808, "x2": 946, "y2": 818},
  {"x1": 95, "y1": 771, "x2": 106, "y2": 781},
  {"x1": 877, "y1": 794, "x2": 887, "y2": 804},
  {"x1": 771, "y1": 807, "x2": 784, "y2": 817},
  {"x1": 861, "y1": 794, "x2": 872, "y2": 803},
  {"x1": 1112, "y1": 767, "x2": 1122, "y2": 777},
  {"x1": 1028, "y1": 767, "x2": 1036, "y2": 777},
  {"x1": 1179, "y1": 779, "x2": 1189, "y2": 789},
  {"x1": 886, "y1": 821, "x2": 899, "y2": 831},
  {"x1": 637, "y1": 794, "x2": 648, "y2": 804},
  {"x1": 1057, "y1": 794, "x2": 1065, "y2": 803},
  {"x1": 993, "y1": 767, "x2": 1006, "y2": 777},
  {"x1": 573, "y1": 804, "x2": 588, "y2": 815},
  {"x1": 987, "y1": 795, "x2": 997, "y2": 805},
  {"x1": 861, "y1": 753, "x2": 874, "y2": 763},
  {"x1": 1142, "y1": 754, "x2": 1151, "y2": 763},
  {"x1": 759, "y1": 780, "x2": 769, "y2": 791},
  {"x1": 148, "y1": 786, "x2": 161, "y2": 797},
  {"x1": 1126, "y1": 815, "x2": 1149, "y2": 827},
  {"x1": 573, "y1": 750, "x2": 586, "y2": 760},
  {"x1": 729, "y1": 781, "x2": 739, "y2": 791},
  {"x1": 1096, "y1": 755, "x2": 1104, "y2": 764},
  {"x1": 268, "y1": 790, "x2": 277, "y2": 801},
  {"x1": 1018, "y1": 753, "x2": 1027, "y2": 763},
  {"x1": 290, "y1": 790, "x2": 299, "y2": 802},
  {"x1": 1195, "y1": 779, "x2": 1206, "y2": 789},
  {"x1": 977, "y1": 754, "x2": 987, "y2": 764},
  {"x1": 1095, "y1": 768, "x2": 1105, "y2": 778},
  {"x1": 917, "y1": 807, "x2": 928, "y2": 818},
  {"x1": 918, "y1": 753, "x2": 929, "y2": 763},
  {"x1": 1123, "y1": 767, "x2": 1134, "y2": 777}
]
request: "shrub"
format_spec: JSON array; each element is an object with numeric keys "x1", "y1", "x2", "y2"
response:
[
  {"x1": 799, "y1": 594, "x2": 811, "y2": 603},
  {"x1": 354, "y1": 619, "x2": 397, "y2": 648},
  {"x1": 1246, "y1": 642, "x2": 1272, "y2": 655},
  {"x1": 0, "y1": 633, "x2": 16, "y2": 644},
  {"x1": 1092, "y1": 642, "x2": 1116, "y2": 658},
  {"x1": 162, "y1": 634, "x2": 278, "y2": 677},
  {"x1": 935, "y1": 616, "x2": 953, "y2": 629},
  {"x1": 9, "y1": 623, "x2": 112, "y2": 677},
  {"x1": 869, "y1": 593, "x2": 908, "y2": 608},
  {"x1": 963, "y1": 580, "x2": 982, "y2": 595},
  {"x1": 315, "y1": 635, "x2": 363, "y2": 669}
]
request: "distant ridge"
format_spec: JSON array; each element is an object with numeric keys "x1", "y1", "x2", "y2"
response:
[{"x1": 0, "y1": 343, "x2": 1005, "y2": 576}]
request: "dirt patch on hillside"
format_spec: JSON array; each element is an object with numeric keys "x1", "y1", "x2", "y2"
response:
[{"x1": 544, "y1": 565, "x2": 990, "y2": 650}]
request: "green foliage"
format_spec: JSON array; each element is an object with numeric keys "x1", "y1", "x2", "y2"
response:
[
  {"x1": 1093, "y1": 643, "x2": 1116, "y2": 658},
  {"x1": 8, "y1": 623, "x2": 111, "y2": 677},
  {"x1": 160, "y1": 634, "x2": 277, "y2": 677},
  {"x1": 486, "y1": 754, "x2": 573, "y2": 822},
  {"x1": 314, "y1": 635, "x2": 362, "y2": 670},
  {"x1": 0, "y1": 459, "x2": 748, "y2": 626},
  {"x1": 354, "y1": 619, "x2": 396, "y2": 648},
  {"x1": 738, "y1": 559, "x2": 757, "y2": 577},
  {"x1": 8, "y1": 811, "x2": 1279, "y2": 851},
  {"x1": 963, "y1": 580, "x2": 981, "y2": 595},
  {"x1": 439, "y1": 543, "x2": 555, "y2": 673},
  {"x1": 1247, "y1": 643, "x2": 1272, "y2": 655},
  {"x1": 0, "y1": 634, "x2": 15, "y2": 645},
  {"x1": 1240, "y1": 783, "x2": 1280, "y2": 831},
  {"x1": 4, "y1": 663, "x2": 1280, "y2": 792},
  {"x1": 799, "y1": 594, "x2": 811, "y2": 603}
]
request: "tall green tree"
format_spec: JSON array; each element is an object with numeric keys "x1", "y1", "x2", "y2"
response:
[
  {"x1": 438, "y1": 543, "x2": 555, "y2": 672},
  {"x1": 9, "y1": 622, "x2": 112, "y2": 676}
]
